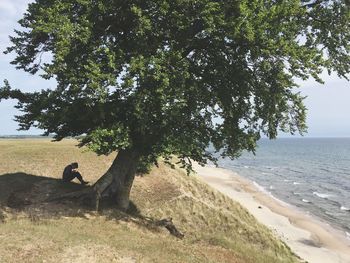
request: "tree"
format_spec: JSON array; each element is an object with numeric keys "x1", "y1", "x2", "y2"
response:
[{"x1": 1, "y1": 0, "x2": 349, "y2": 210}]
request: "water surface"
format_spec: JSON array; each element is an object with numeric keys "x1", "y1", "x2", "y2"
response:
[{"x1": 216, "y1": 138, "x2": 350, "y2": 237}]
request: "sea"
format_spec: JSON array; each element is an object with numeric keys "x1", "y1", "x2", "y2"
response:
[{"x1": 216, "y1": 138, "x2": 350, "y2": 239}]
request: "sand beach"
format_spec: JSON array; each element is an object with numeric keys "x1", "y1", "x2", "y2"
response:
[{"x1": 194, "y1": 163, "x2": 350, "y2": 263}]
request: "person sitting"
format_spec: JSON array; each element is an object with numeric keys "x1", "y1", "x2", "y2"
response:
[{"x1": 62, "y1": 162, "x2": 89, "y2": 185}]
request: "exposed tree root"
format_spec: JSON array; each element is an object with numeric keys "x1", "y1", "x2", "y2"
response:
[
  {"x1": 47, "y1": 187, "x2": 95, "y2": 203},
  {"x1": 47, "y1": 184, "x2": 115, "y2": 212},
  {"x1": 154, "y1": 218, "x2": 185, "y2": 239},
  {"x1": 127, "y1": 216, "x2": 185, "y2": 239}
]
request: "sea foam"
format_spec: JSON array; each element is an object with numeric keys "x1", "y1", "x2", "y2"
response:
[
  {"x1": 313, "y1": 192, "x2": 332, "y2": 199},
  {"x1": 253, "y1": 181, "x2": 266, "y2": 193},
  {"x1": 346, "y1": 232, "x2": 350, "y2": 240},
  {"x1": 340, "y1": 206, "x2": 350, "y2": 211}
]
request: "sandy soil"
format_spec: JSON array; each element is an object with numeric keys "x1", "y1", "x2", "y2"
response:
[{"x1": 194, "y1": 164, "x2": 350, "y2": 263}]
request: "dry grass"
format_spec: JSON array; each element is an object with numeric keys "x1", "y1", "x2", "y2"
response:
[{"x1": 0, "y1": 139, "x2": 299, "y2": 263}]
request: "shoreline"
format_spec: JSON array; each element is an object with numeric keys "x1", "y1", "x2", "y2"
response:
[{"x1": 194, "y1": 163, "x2": 350, "y2": 263}]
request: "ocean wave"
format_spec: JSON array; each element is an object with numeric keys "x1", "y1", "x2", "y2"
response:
[
  {"x1": 340, "y1": 206, "x2": 350, "y2": 211},
  {"x1": 325, "y1": 211, "x2": 337, "y2": 217},
  {"x1": 287, "y1": 168, "x2": 303, "y2": 174},
  {"x1": 251, "y1": 181, "x2": 289, "y2": 206},
  {"x1": 251, "y1": 184, "x2": 292, "y2": 206},
  {"x1": 313, "y1": 192, "x2": 332, "y2": 199},
  {"x1": 293, "y1": 182, "x2": 301, "y2": 185},
  {"x1": 346, "y1": 232, "x2": 350, "y2": 240},
  {"x1": 337, "y1": 171, "x2": 350, "y2": 176},
  {"x1": 302, "y1": 199, "x2": 311, "y2": 203},
  {"x1": 253, "y1": 181, "x2": 266, "y2": 193},
  {"x1": 293, "y1": 192, "x2": 302, "y2": 195}
]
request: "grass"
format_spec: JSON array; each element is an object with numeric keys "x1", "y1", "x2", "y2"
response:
[{"x1": 0, "y1": 139, "x2": 299, "y2": 263}]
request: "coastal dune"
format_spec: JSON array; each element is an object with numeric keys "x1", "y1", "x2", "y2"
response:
[{"x1": 194, "y1": 163, "x2": 350, "y2": 263}]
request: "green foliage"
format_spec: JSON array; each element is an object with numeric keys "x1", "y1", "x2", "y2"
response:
[
  {"x1": 80, "y1": 125, "x2": 131, "y2": 155},
  {"x1": 1, "y1": 0, "x2": 349, "y2": 170}
]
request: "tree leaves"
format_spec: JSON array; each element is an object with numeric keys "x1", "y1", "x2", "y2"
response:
[{"x1": 2, "y1": 0, "x2": 349, "y2": 171}]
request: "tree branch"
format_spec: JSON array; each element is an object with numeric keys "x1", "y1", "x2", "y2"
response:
[{"x1": 302, "y1": 0, "x2": 324, "y2": 8}]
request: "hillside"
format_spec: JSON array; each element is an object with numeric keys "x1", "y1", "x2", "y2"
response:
[{"x1": 0, "y1": 139, "x2": 299, "y2": 263}]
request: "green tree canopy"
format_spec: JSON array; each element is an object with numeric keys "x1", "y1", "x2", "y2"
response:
[{"x1": 1, "y1": 0, "x2": 349, "y2": 208}]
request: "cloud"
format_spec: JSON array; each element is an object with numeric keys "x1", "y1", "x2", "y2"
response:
[
  {"x1": 0, "y1": 0, "x2": 34, "y2": 72},
  {"x1": 0, "y1": 0, "x2": 32, "y2": 22},
  {"x1": 0, "y1": 1, "x2": 17, "y2": 16},
  {"x1": 0, "y1": 0, "x2": 32, "y2": 51}
]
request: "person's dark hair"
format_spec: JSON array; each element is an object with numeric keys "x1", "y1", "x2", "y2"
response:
[{"x1": 71, "y1": 162, "x2": 78, "y2": 169}]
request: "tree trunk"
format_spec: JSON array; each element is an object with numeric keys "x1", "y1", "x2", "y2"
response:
[{"x1": 93, "y1": 148, "x2": 139, "y2": 211}]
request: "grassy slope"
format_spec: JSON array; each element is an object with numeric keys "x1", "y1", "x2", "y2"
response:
[{"x1": 0, "y1": 139, "x2": 299, "y2": 263}]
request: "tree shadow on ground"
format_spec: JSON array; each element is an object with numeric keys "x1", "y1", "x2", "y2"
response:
[
  {"x1": 0, "y1": 172, "x2": 92, "y2": 219},
  {"x1": 0, "y1": 172, "x2": 184, "y2": 238}
]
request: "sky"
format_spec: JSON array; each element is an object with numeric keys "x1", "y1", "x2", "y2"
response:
[{"x1": 0, "y1": 0, "x2": 349, "y2": 137}]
